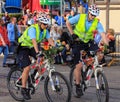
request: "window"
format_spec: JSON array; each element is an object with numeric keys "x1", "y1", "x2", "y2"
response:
[
  {"x1": 110, "y1": 0, "x2": 120, "y2": 3},
  {"x1": 95, "y1": 0, "x2": 106, "y2": 3}
]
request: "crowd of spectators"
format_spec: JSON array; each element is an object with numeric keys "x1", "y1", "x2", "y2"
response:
[{"x1": 0, "y1": 9, "x2": 76, "y2": 66}]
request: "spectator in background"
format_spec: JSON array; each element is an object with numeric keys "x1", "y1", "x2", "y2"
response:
[
  {"x1": 47, "y1": 13, "x2": 56, "y2": 25},
  {"x1": 18, "y1": 17, "x2": 25, "y2": 25},
  {"x1": 57, "y1": 27, "x2": 72, "y2": 65},
  {"x1": 50, "y1": 24, "x2": 60, "y2": 45},
  {"x1": 0, "y1": 18, "x2": 10, "y2": 67},
  {"x1": 33, "y1": 11, "x2": 39, "y2": 24},
  {"x1": 17, "y1": 17, "x2": 28, "y2": 35},
  {"x1": 2, "y1": 12, "x2": 10, "y2": 27},
  {"x1": 22, "y1": 9, "x2": 31, "y2": 26},
  {"x1": 7, "y1": 17, "x2": 20, "y2": 53},
  {"x1": 79, "y1": 0, "x2": 88, "y2": 13},
  {"x1": 27, "y1": 14, "x2": 34, "y2": 26},
  {"x1": 106, "y1": 28, "x2": 115, "y2": 53},
  {"x1": 68, "y1": 9, "x2": 76, "y2": 19},
  {"x1": 54, "y1": 10, "x2": 65, "y2": 26}
]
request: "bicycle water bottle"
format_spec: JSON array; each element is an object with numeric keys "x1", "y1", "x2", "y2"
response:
[
  {"x1": 85, "y1": 66, "x2": 93, "y2": 86},
  {"x1": 56, "y1": 77, "x2": 59, "y2": 86},
  {"x1": 34, "y1": 72, "x2": 42, "y2": 87},
  {"x1": 34, "y1": 72, "x2": 39, "y2": 79},
  {"x1": 82, "y1": 62, "x2": 86, "y2": 72}
]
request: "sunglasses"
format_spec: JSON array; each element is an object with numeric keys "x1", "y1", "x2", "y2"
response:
[
  {"x1": 91, "y1": 14, "x2": 96, "y2": 17},
  {"x1": 42, "y1": 23, "x2": 48, "y2": 26}
]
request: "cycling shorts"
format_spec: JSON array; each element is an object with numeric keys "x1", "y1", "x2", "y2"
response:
[
  {"x1": 72, "y1": 41, "x2": 99, "y2": 65},
  {"x1": 18, "y1": 46, "x2": 36, "y2": 68}
]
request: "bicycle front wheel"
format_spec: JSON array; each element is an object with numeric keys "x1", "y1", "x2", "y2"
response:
[
  {"x1": 44, "y1": 72, "x2": 71, "y2": 102},
  {"x1": 7, "y1": 68, "x2": 24, "y2": 101},
  {"x1": 96, "y1": 71, "x2": 109, "y2": 102}
]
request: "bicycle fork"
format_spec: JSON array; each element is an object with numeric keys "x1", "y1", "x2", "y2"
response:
[
  {"x1": 49, "y1": 69, "x2": 59, "y2": 91},
  {"x1": 94, "y1": 68, "x2": 103, "y2": 89}
]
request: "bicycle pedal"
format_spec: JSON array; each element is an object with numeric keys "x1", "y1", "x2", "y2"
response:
[
  {"x1": 31, "y1": 90, "x2": 35, "y2": 95},
  {"x1": 84, "y1": 86, "x2": 87, "y2": 91}
]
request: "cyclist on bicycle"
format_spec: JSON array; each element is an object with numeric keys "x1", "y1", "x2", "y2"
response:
[
  {"x1": 18, "y1": 15, "x2": 54, "y2": 100},
  {"x1": 66, "y1": 4, "x2": 108, "y2": 98}
]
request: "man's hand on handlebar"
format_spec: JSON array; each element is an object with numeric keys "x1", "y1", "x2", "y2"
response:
[{"x1": 36, "y1": 51, "x2": 44, "y2": 64}]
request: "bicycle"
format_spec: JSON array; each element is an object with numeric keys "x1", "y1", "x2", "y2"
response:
[
  {"x1": 69, "y1": 49, "x2": 109, "y2": 102},
  {"x1": 7, "y1": 52, "x2": 71, "y2": 102}
]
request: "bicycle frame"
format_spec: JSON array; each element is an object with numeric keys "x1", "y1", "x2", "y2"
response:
[
  {"x1": 15, "y1": 57, "x2": 59, "y2": 92},
  {"x1": 82, "y1": 51, "x2": 104, "y2": 90}
]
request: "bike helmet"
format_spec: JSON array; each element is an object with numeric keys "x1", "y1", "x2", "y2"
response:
[
  {"x1": 88, "y1": 4, "x2": 100, "y2": 16},
  {"x1": 38, "y1": 15, "x2": 50, "y2": 24}
]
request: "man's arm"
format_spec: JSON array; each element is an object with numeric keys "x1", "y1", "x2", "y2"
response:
[
  {"x1": 66, "y1": 20, "x2": 74, "y2": 35},
  {"x1": 32, "y1": 38, "x2": 39, "y2": 53},
  {"x1": 101, "y1": 32, "x2": 109, "y2": 46},
  {"x1": 66, "y1": 14, "x2": 80, "y2": 35}
]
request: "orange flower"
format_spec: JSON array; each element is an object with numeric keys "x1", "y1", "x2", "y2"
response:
[
  {"x1": 43, "y1": 41, "x2": 49, "y2": 50},
  {"x1": 43, "y1": 45, "x2": 49, "y2": 50}
]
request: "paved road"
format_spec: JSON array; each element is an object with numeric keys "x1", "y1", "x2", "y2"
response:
[{"x1": 0, "y1": 56, "x2": 120, "y2": 102}]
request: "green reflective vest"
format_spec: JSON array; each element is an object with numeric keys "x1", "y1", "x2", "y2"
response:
[
  {"x1": 74, "y1": 14, "x2": 98, "y2": 43},
  {"x1": 18, "y1": 24, "x2": 46, "y2": 48}
]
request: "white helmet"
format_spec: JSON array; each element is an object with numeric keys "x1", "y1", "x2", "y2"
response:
[
  {"x1": 38, "y1": 15, "x2": 50, "y2": 25},
  {"x1": 88, "y1": 4, "x2": 100, "y2": 16}
]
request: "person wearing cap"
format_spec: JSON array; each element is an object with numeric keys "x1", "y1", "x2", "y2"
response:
[
  {"x1": 66, "y1": 4, "x2": 108, "y2": 98},
  {"x1": 18, "y1": 15, "x2": 54, "y2": 100}
]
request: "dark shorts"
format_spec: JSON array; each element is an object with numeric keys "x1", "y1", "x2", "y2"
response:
[
  {"x1": 18, "y1": 47, "x2": 36, "y2": 68},
  {"x1": 72, "y1": 41, "x2": 99, "y2": 65}
]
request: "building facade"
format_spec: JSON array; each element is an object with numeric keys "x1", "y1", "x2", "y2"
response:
[{"x1": 93, "y1": 0, "x2": 120, "y2": 33}]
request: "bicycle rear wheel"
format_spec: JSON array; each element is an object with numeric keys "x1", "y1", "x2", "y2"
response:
[
  {"x1": 69, "y1": 67, "x2": 76, "y2": 96},
  {"x1": 44, "y1": 72, "x2": 71, "y2": 102},
  {"x1": 7, "y1": 68, "x2": 24, "y2": 101},
  {"x1": 96, "y1": 71, "x2": 109, "y2": 102}
]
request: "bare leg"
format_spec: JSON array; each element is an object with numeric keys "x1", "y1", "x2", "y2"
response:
[
  {"x1": 22, "y1": 66, "x2": 31, "y2": 88},
  {"x1": 74, "y1": 62, "x2": 82, "y2": 84}
]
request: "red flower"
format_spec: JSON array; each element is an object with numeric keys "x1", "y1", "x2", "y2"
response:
[{"x1": 43, "y1": 41, "x2": 49, "y2": 45}]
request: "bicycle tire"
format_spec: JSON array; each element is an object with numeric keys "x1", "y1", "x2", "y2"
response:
[
  {"x1": 7, "y1": 68, "x2": 24, "y2": 101},
  {"x1": 96, "y1": 71, "x2": 109, "y2": 102},
  {"x1": 44, "y1": 72, "x2": 71, "y2": 102},
  {"x1": 69, "y1": 67, "x2": 76, "y2": 95},
  {"x1": 69, "y1": 66, "x2": 86, "y2": 97}
]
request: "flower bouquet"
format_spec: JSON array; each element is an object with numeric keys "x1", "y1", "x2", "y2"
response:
[{"x1": 41, "y1": 41, "x2": 57, "y2": 63}]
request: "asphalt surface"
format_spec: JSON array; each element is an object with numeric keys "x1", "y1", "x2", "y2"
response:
[{"x1": 0, "y1": 55, "x2": 120, "y2": 102}]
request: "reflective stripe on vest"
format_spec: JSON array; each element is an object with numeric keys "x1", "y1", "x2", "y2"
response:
[
  {"x1": 18, "y1": 24, "x2": 46, "y2": 48},
  {"x1": 74, "y1": 14, "x2": 98, "y2": 43}
]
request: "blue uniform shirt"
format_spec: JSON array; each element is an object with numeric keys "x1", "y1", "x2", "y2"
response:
[
  {"x1": 68, "y1": 14, "x2": 105, "y2": 34},
  {"x1": 28, "y1": 27, "x2": 50, "y2": 40}
]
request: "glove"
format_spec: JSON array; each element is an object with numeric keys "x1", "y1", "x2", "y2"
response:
[
  {"x1": 72, "y1": 34, "x2": 79, "y2": 40},
  {"x1": 36, "y1": 51, "x2": 44, "y2": 58}
]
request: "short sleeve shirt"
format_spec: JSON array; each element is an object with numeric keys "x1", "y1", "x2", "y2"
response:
[
  {"x1": 28, "y1": 27, "x2": 50, "y2": 40},
  {"x1": 68, "y1": 14, "x2": 105, "y2": 34}
]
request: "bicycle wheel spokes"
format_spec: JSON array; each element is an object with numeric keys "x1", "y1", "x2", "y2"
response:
[
  {"x1": 7, "y1": 69, "x2": 24, "y2": 101},
  {"x1": 96, "y1": 72, "x2": 109, "y2": 102},
  {"x1": 44, "y1": 72, "x2": 71, "y2": 102}
]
